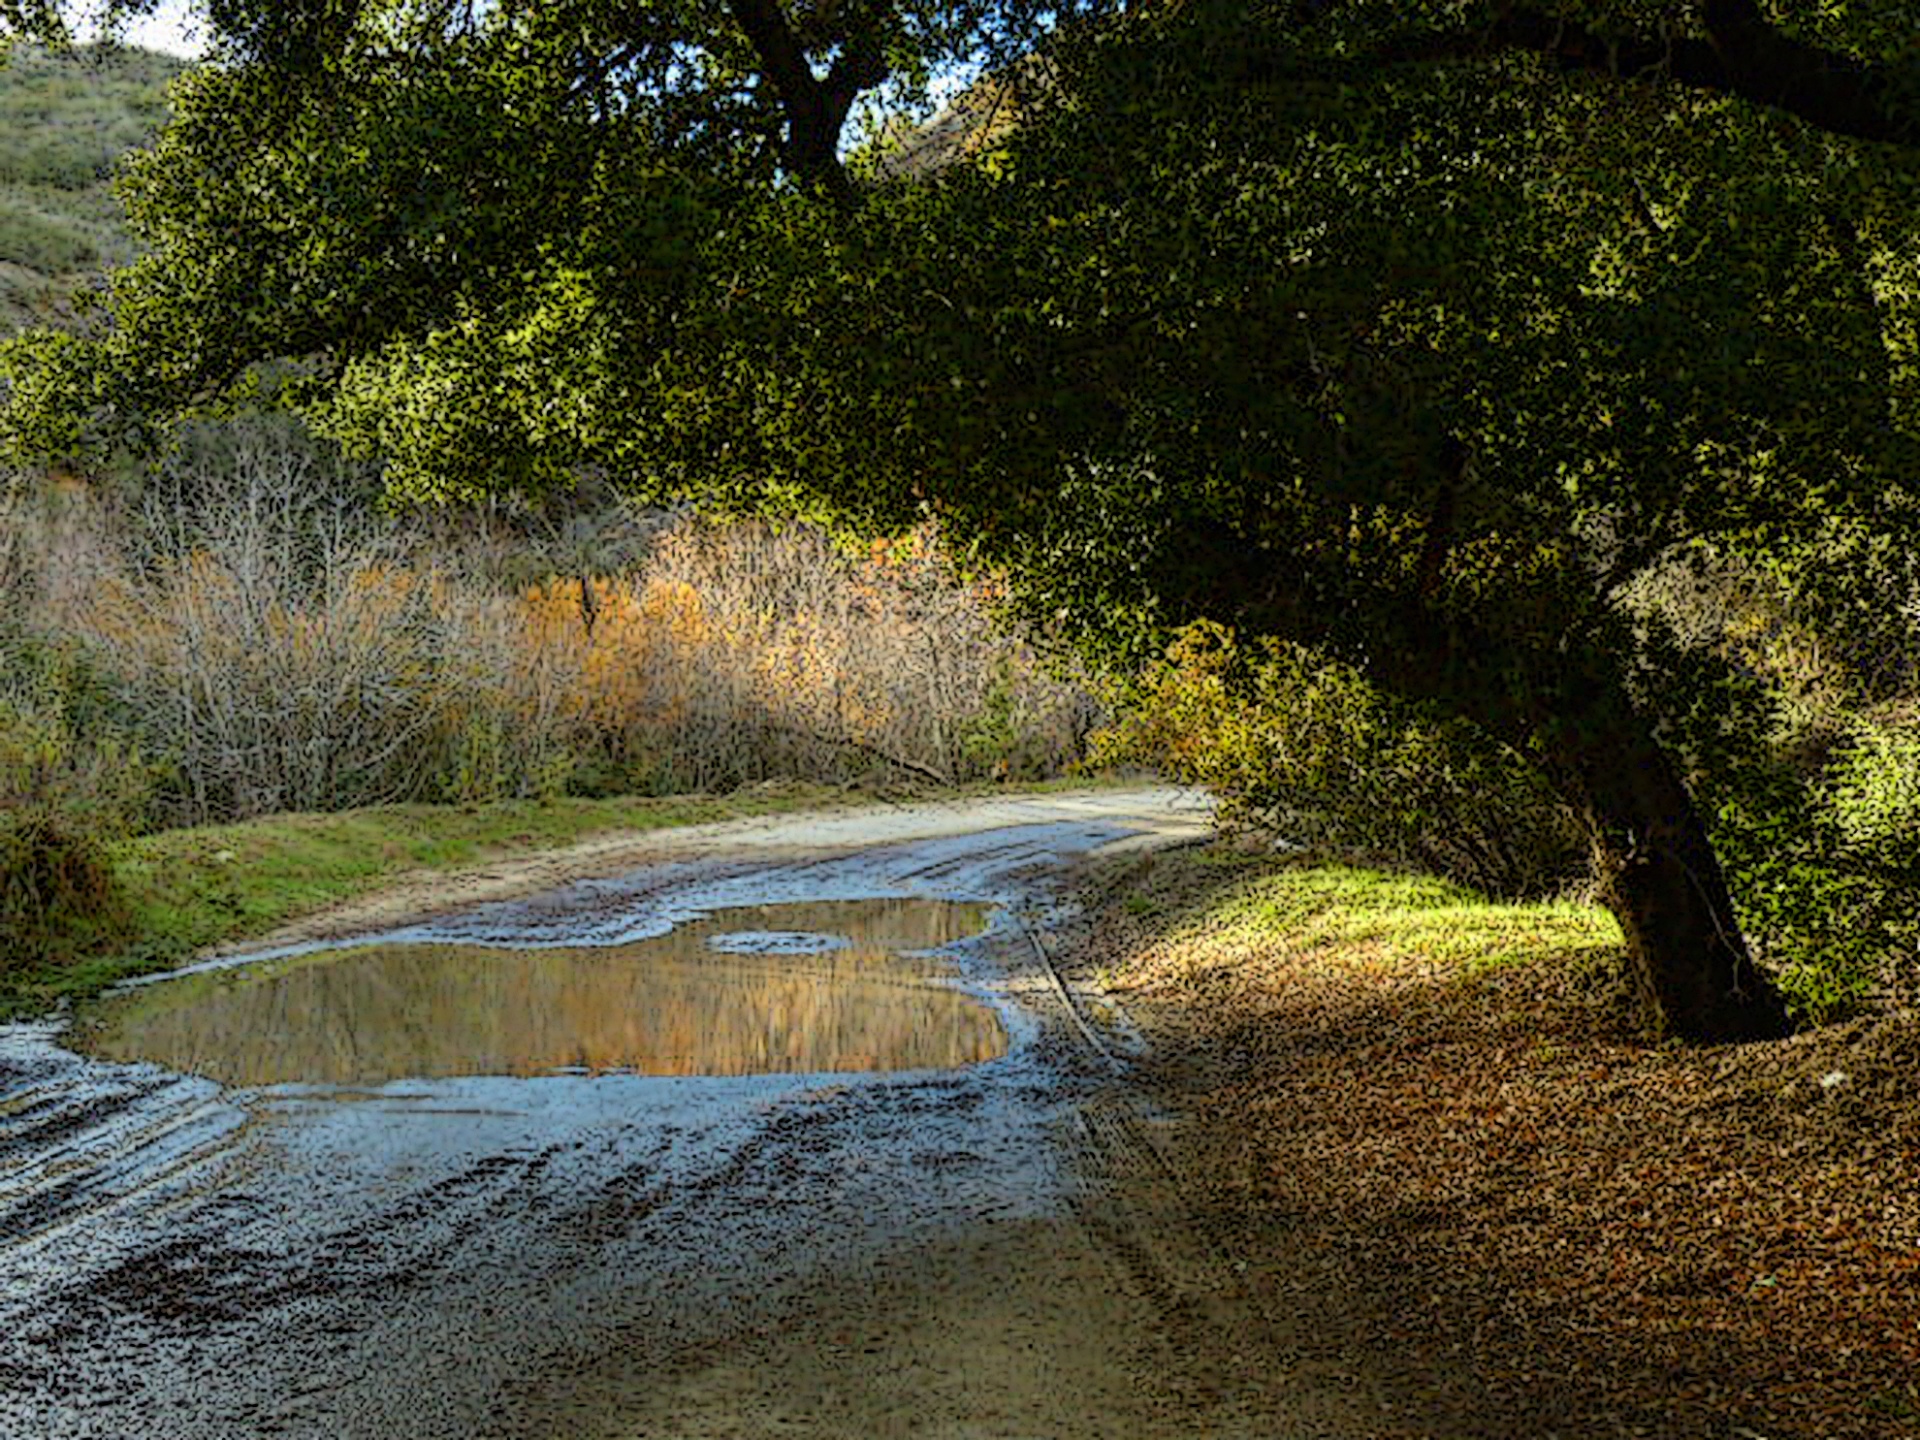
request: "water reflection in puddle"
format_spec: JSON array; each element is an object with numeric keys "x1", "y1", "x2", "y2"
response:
[{"x1": 75, "y1": 900, "x2": 1002, "y2": 1086}]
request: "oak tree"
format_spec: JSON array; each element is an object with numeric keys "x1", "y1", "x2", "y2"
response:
[{"x1": 11, "y1": 1, "x2": 1920, "y2": 1040}]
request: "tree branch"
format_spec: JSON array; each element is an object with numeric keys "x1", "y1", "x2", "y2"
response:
[
  {"x1": 1372, "y1": 3, "x2": 1917, "y2": 149},
  {"x1": 724, "y1": 0, "x2": 875, "y2": 204}
]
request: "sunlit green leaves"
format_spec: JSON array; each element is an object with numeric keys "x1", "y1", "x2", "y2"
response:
[{"x1": 6, "y1": 1, "x2": 1920, "y2": 722}]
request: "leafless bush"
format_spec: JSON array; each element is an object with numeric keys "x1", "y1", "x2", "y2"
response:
[
  {"x1": 633, "y1": 519, "x2": 1098, "y2": 789},
  {"x1": 1, "y1": 466, "x2": 126, "y2": 630},
  {"x1": 6, "y1": 433, "x2": 1096, "y2": 826}
]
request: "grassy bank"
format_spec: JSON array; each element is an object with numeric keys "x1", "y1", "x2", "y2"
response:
[
  {"x1": 0, "y1": 782, "x2": 853, "y2": 1019},
  {"x1": 1066, "y1": 843, "x2": 1920, "y2": 1440}
]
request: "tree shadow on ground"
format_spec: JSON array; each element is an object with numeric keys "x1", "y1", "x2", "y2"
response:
[{"x1": 1060, "y1": 843, "x2": 1920, "y2": 1440}]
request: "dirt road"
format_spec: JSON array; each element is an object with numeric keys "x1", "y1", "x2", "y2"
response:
[{"x1": 0, "y1": 788, "x2": 1387, "y2": 1439}]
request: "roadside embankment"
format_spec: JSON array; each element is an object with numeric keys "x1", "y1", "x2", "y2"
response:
[
  {"x1": 1059, "y1": 842, "x2": 1920, "y2": 1440},
  {"x1": 0, "y1": 781, "x2": 855, "y2": 1018}
]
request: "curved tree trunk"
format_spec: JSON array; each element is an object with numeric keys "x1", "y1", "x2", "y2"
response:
[
  {"x1": 1371, "y1": 599, "x2": 1794, "y2": 1043},
  {"x1": 1142, "y1": 514, "x2": 1795, "y2": 1044},
  {"x1": 1540, "y1": 701, "x2": 1793, "y2": 1044}
]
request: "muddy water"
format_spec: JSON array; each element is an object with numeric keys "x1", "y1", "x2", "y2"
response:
[
  {"x1": 72, "y1": 900, "x2": 999, "y2": 1086},
  {"x1": 0, "y1": 793, "x2": 1323, "y2": 1440}
]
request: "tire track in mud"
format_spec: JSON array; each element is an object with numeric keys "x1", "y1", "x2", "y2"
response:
[
  {"x1": 0, "y1": 1036, "x2": 248, "y2": 1260},
  {"x1": 0, "y1": 791, "x2": 1283, "y2": 1440}
]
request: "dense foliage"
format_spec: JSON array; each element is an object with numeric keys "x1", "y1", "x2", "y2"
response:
[
  {"x1": 6, "y1": 1, "x2": 1920, "y2": 1037},
  {"x1": 1092, "y1": 622, "x2": 1590, "y2": 901}
]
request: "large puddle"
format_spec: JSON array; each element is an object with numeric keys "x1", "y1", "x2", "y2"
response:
[{"x1": 72, "y1": 899, "x2": 1004, "y2": 1086}]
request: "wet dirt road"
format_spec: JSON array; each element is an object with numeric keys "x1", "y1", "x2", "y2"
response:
[{"x1": 0, "y1": 789, "x2": 1366, "y2": 1439}]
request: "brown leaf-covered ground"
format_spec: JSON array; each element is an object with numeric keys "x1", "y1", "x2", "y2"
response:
[{"x1": 1057, "y1": 843, "x2": 1920, "y2": 1440}]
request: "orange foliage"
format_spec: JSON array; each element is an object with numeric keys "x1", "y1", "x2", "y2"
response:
[{"x1": 17, "y1": 494, "x2": 1093, "y2": 819}]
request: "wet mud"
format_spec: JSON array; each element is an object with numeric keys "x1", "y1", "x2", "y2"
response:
[{"x1": 0, "y1": 789, "x2": 1366, "y2": 1439}]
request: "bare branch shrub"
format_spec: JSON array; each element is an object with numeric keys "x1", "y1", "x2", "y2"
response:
[
  {"x1": 7, "y1": 432, "x2": 1096, "y2": 827},
  {"x1": 631, "y1": 519, "x2": 1099, "y2": 789},
  {"x1": 53, "y1": 428, "x2": 454, "y2": 820}
]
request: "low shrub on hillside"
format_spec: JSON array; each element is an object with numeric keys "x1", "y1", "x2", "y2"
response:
[
  {"x1": 0, "y1": 198, "x2": 100, "y2": 273},
  {"x1": 0, "y1": 807, "x2": 129, "y2": 973},
  {"x1": 0, "y1": 44, "x2": 184, "y2": 316},
  {"x1": 0, "y1": 624, "x2": 159, "y2": 823},
  {"x1": 0, "y1": 659, "x2": 151, "y2": 972}
]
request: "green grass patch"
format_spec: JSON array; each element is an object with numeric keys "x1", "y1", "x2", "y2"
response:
[
  {"x1": 1111, "y1": 850, "x2": 1623, "y2": 991},
  {"x1": 0, "y1": 784, "x2": 852, "y2": 1019},
  {"x1": 1204, "y1": 861, "x2": 1613, "y2": 965}
]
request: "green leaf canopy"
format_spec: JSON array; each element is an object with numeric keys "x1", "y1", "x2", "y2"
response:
[{"x1": 11, "y1": 0, "x2": 1920, "y2": 1038}]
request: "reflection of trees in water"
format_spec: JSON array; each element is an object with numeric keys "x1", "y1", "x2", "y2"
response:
[{"x1": 81, "y1": 900, "x2": 1003, "y2": 1085}]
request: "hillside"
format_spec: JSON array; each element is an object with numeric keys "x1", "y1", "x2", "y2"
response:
[{"x1": 0, "y1": 43, "x2": 183, "y2": 331}]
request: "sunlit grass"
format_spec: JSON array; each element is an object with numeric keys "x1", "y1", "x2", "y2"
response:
[{"x1": 1105, "y1": 852, "x2": 1622, "y2": 994}]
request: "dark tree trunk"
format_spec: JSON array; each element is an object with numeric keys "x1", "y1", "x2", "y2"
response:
[
  {"x1": 1540, "y1": 700, "x2": 1793, "y2": 1045},
  {"x1": 1377, "y1": 562, "x2": 1796, "y2": 1043},
  {"x1": 1142, "y1": 515, "x2": 1794, "y2": 1044}
]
